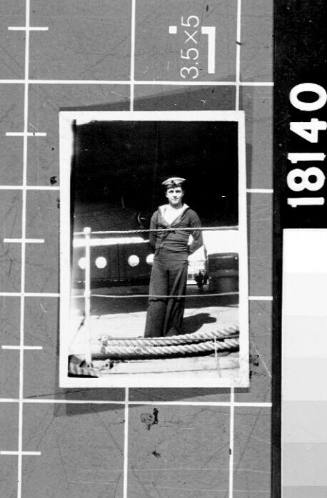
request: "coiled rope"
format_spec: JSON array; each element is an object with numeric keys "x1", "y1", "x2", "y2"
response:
[
  {"x1": 94, "y1": 325, "x2": 240, "y2": 359},
  {"x1": 68, "y1": 326, "x2": 239, "y2": 374},
  {"x1": 100, "y1": 324, "x2": 239, "y2": 347},
  {"x1": 97, "y1": 338, "x2": 238, "y2": 358}
]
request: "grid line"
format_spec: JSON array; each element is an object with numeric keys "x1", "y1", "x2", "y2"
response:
[
  {"x1": 4, "y1": 238, "x2": 45, "y2": 244},
  {"x1": 229, "y1": 2, "x2": 242, "y2": 495},
  {"x1": 123, "y1": 387, "x2": 130, "y2": 498},
  {"x1": 247, "y1": 188, "x2": 274, "y2": 194},
  {"x1": 0, "y1": 398, "x2": 272, "y2": 407},
  {"x1": 6, "y1": 131, "x2": 46, "y2": 137},
  {"x1": 0, "y1": 186, "x2": 59, "y2": 190},
  {"x1": 0, "y1": 292, "x2": 60, "y2": 297},
  {"x1": 1, "y1": 345, "x2": 43, "y2": 350},
  {"x1": 229, "y1": 388, "x2": 235, "y2": 498},
  {"x1": 16, "y1": 0, "x2": 31, "y2": 495},
  {"x1": 235, "y1": 0, "x2": 242, "y2": 111},
  {"x1": 8, "y1": 26, "x2": 48, "y2": 31},
  {"x1": 0, "y1": 78, "x2": 273, "y2": 86},
  {"x1": 0, "y1": 186, "x2": 273, "y2": 193},
  {"x1": 123, "y1": 1, "x2": 136, "y2": 496},
  {"x1": 0, "y1": 451, "x2": 42, "y2": 456}
]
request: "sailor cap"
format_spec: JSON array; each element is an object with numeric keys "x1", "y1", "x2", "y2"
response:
[{"x1": 162, "y1": 177, "x2": 186, "y2": 188}]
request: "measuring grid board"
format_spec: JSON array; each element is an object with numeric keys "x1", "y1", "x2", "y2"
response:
[{"x1": 0, "y1": 0, "x2": 273, "y2": 497}]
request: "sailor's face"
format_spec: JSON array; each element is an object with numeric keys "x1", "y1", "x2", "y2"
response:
[{"x1": 166, "y1": 187, "x2": 184, "y2": 206}]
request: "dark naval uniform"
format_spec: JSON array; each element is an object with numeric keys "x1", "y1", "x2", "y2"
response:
[{"x1": 144, "y1": 204, "x2": 203, "y2": 337}]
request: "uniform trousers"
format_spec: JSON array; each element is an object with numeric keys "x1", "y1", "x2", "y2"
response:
[{"x1": 144, "y1": 249, "x2": 188, "y2": 337}]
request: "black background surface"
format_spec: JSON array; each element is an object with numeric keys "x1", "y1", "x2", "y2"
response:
[
  {"x1": 274, "y1": 1, "x2": 327, "y2": 496},
  {"x1": 275, "y1": 0, "x2": 327, "y2": 229}
]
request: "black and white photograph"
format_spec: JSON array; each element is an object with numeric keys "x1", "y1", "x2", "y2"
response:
[
  {"x1": 59, "y1": 111, "x2": 248, "y2": 387},
  {"x1": 0, "y1": 0, "x2": 282, "y2": 494}
]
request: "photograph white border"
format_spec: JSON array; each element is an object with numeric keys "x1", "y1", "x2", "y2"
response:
[{"x1": 59, "y1": 110, "x2": 249, "y2": 388}]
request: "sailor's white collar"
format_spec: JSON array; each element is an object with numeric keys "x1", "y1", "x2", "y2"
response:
[{"x1": 159, "y1": 203, "x2": 189, "y2": 213}]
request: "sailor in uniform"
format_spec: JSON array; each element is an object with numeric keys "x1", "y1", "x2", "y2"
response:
[{"x1": 144, "y1": 177, "x2": 203, "y2": 337}]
